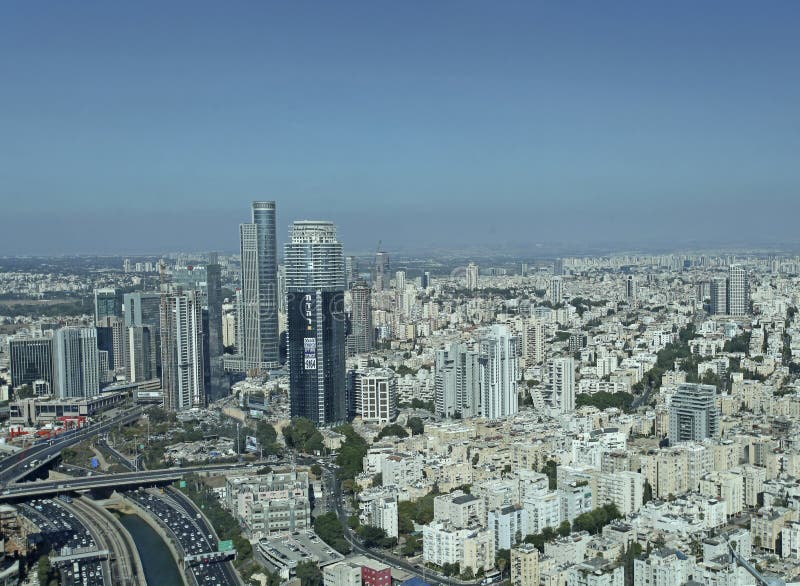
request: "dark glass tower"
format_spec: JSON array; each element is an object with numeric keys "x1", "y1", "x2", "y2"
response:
[
  {"x1": 285, "y1": 221, "x2": 346, "y2": 425},
  {"x1": 205, "y1": 253, "x2": 228, "y2": 401}
]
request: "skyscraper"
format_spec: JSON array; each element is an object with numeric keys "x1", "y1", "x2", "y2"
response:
[
  {"x1": 553, "y1": 258, "x2": 564, "y2": 276},
  {"x1": 285, "y1": 221, "x2": 346, "y2": 425},
  {"x1": 53, "y1": 327, "x2": 99, "y2": 398},
  {"x1": 727, "y1": 265, "x2": 749, "y2": 317},
  {"x1": 466, "y1": 262, "x2": 479, "y2": 291},
  {"x1": 9, "y1": 335, "x2": 53, "y2": 389},
  {"x1": 435, "y1": 343, "x2": 481, "y2": 418},
  {"x1": 479, "y1": 325, "x2": 519, "y2": 420},
  {"x1": 160, "y1": 287, "x2": 205, "y2": 411},
  {"x1": 239, "y1": 201, "x2": 279, "y2": 374},
  {"x1": 345, "y1": 256, "x2": 359, "y2": 288},
  {"x1": 546, "y1": 357, "x2": 575, "y2": 413},
  {"x1": 625, "y1": 275, "x2": 637, "y2": 301},
  {"x1": 94, "y1": 288, "x2": 119, "y2": 324},
  {"x1": 668, "y1": 383, "x2": 719, "y2": 443},
  {"x1": 710, "y1": 278, "x2": 727, "y2": 316},
  {"x1": 347, "y1": 280, "x2": 373, "y2": 355},
  {"x1": 124, "y1": 291, "x2": 162, "y2": 380},
  {"x1": 523, "y1": 319, "x2": 545, "y2": 366},
  {"x1": 205, "y1": 253, "x2": 227, "y2": 402},
  {"x1": 373, "y1": 251, "x2": 389, "y2": 292},
  {"x1": 550, "y1": 276, "x2": 563, "y2": 305}
]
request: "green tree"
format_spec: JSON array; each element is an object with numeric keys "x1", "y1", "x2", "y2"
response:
[
  {"x1": 542, "y1": 460, "x2": 558, "y2": 490},
  {"x1": 295, "y1": 560, "x2": 323, "y2": 586},
  {"x1": 557, "y1": 520, "x2": 572, "y2": 537},
  {"x1": 377, "y1": 424, "x2": 409, "y2": 440},
  {"x1": 313, "y1": 512, "x2": 351, "y2": 554},
  {"x1": 408, "y1": 417, "x2": 425, "y2": 435},
  {"x1": 357, "y1": 525, "x2": 389, "y2": 548},
  {"x1": 283, "y1": 417, "x2": 324, "y2": 454},
  {"x1": 334, "y1": 424, "x2": 369, "y2": 480},
  {"x1": 15, "y1": 384, "x2": 35, "y2": 399}
]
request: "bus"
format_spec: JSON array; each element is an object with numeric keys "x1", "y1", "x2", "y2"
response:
[{"x1": 481, "y1": 570, "x2": 501, "y2": 585}]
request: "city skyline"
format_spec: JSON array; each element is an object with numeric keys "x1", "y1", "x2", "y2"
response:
[{"x1": 3, "y1": 2, "x2": 800, "y2": 254}]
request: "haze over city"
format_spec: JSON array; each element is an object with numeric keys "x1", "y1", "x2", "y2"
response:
[{"x1": 3, "y1": 1, "x2": 800, "y2": 254}]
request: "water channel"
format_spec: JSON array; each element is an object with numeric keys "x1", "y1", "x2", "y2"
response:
[{"x1": 118, "y1": 513, "x2": 183, "y2": 586}]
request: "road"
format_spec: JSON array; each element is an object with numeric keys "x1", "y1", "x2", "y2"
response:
[
  {"x1": 106, "y1": 436, "x2": 241, "y2": 586},
  {"x1": 0, "y1": 406, "x2": 144, "y2": 484},
  {"x1": 67, "y1": 496, "x2": 146, "y2": 586},
  {"x1": 323, "y1": 462, "x2": 482, "y2": 586}
]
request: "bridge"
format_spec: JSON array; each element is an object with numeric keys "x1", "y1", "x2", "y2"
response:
[
  {"x1": 0, "y1": 462, "x2": 256, "y2": 501},
  {"x1": 0, "y1": 407, "x2": 145, "y2": 484}
]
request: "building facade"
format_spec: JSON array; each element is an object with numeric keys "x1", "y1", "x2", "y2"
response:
[{"x1": 285, "y1": 221, "x2": 346, "y2": 425}]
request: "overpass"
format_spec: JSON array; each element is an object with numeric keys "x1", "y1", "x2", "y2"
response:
[
  {"x1": 0, "y1": 462, "x2": 261, "y2": 501},
  {"x1": 0, "y1": 407, "x2": 145, "y2": 484}
]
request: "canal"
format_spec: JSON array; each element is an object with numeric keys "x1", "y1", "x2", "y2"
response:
[{"x1": 119, "y1": 513, "x2": 184, "y2": 586}]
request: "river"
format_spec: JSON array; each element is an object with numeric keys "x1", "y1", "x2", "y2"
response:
[{"x1": 118, "y1": 513, "x2": 183, "y2": 586}]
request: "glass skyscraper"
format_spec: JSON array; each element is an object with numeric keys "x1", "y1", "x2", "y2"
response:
[
  {"x1": 285, "y1": 221, "x2": 346, "y2": 425},
  {"x1": 240, "y1": 201, "x2": 279, "y2": 373}
]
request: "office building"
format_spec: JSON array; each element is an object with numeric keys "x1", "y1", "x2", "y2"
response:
[
  {"x1": 344, "y1": 256, "x2": 359, "y2": 289},
  {"x1": 239, "y1": 201, "x2": 280, "y2": 374},
  {"x1": 53, "y1": 327, "x2": 100, "y2": 399},
  {"x1": 479, "y1": 324, "x2": 519, "y2": 420},
  {"x1": 421, "y1": 271, "x2": 431, "y2": 289},
  {"x1": 160, "y1": 287, "x2": 205, "y2": 411},
  {"x1": 511, "y1": 543, "x2": 540, "y2": 586},
  {"x1": 710, "y1": 278, "x2": 727, "y2": 316},
  {"x1": 668, "y1": 383, "x2": 719, "y2": 443},
  {"x1": 9, "y1": 335, "x2": 54, "y2": 390},
  {"x1": 94, "y1": 288, "x2": 119, "y2": 324},
  {"x1": 285, "y1": 221, "x2": 346, "y2": 425},
  {"x1": 348, "y1": 280, "x2": 373, "y2": 355},
  {"x1": 355, "y1": 368, "x2": 397, "y2": 424},
  {"x1": 465, "y1": 262, "x2": 479, "y2": 291},
  {"x1": 546, "y1": 357, "x2": 575, "y2": 413},
  {"x1": 727, "y1": 265, "x2": 749, "y2": 316},
  {"x1": 553, "y1": 258, "x2": 564, "y2": 276},
  {"x1": 550, "y1": 276, "x2": 563, "y2": 305},
  {"x1": 128, "y1": 326, "x2": 157, "y2": 382},
  {"x1": 124, "y1": 291, "x2": 162, "y2": 378},
  {"x1": 205, "y1": 254, "x2": 227, "y2": 402},
  {"x1": 373, "y1": 251, "x2": 389, "y2": 292},
  {"x1": 434, "y1": 343, "x2": 481, "y2": 418}
]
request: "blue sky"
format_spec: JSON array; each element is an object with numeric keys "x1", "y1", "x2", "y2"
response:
[{"x1": 1, "y1": 1, "x2": 799, "y2": 254}]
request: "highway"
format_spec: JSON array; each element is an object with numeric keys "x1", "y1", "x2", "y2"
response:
[
  {"x1": 66, "y1": 496, "x2": 146, "y2": 586},
  {"x1": 105, "y1": 439, "x2": 241, "y2": 586},
  {"x1": 0, "y1": 406, "x2": 144, "y2": 484}
]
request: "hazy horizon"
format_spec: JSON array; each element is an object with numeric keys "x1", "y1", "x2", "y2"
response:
[{"x1": 2, "y1": 1, "x2": 799, "y2": 255}]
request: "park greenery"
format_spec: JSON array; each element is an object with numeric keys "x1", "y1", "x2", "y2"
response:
[
  {"x1": 334, "y1": 424, "x2": 369, "y2": 480},
  {"x1": 407, "y1": 416, "x2": 424, "y2": 435},
  {"x1": 283, "y1": 417, "x2": 324, "y2": 454},
  {"x1": 313, "y1": 512, "x2": 351, "y2": 554},
  {"x1": 575, "y1": 391, "x2": 634, "y2": 412},
  {"x1": 376, "y1": 424, "x2": 408, "y2": 440}
]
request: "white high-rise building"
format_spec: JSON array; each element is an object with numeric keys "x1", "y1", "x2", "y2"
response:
[
  {"x1": 53, "y1": 327, "x2": 99, "y2": 399},
  {"x1": 466, "y1": 262, "x2": 479, "y2": 291},
  {"x1": 596, "y1": 471, "x2": 644, "y2": 515},
  {"x1": 395, "y1": 270, "x2": 406, "y2": 292},
  {"x1": 356, "y1": 368, "x2": 397, "y2": 424},
  {"x1": 435, "y1": 343, "x2": 481, "y2": 418},
  {"x1": 668, "y1": 383, "x2": 719, "y2": 443},
  {"x1": 479, "y1": 324, "x2": 519, "y2": 420},
  {"x1": 727, "y1": 265, "x2": 749, "y2": 316},
  {"x1": 523, "y1": 319, "x2": 545, "y2": 365},
  {"x1": 160, "y1": 287, "x2": 205, "y2": 411},
  {"x1": 550, "y1": 276, "x2": 563, "y2": 305},
  {"x1": 547, "y1": 357, "x2": 575, "y2": 413}
]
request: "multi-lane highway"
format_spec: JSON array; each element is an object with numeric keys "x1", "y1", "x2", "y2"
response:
[{"x1": 0, "y1": 407, "x2": 144, "y2": 484}]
